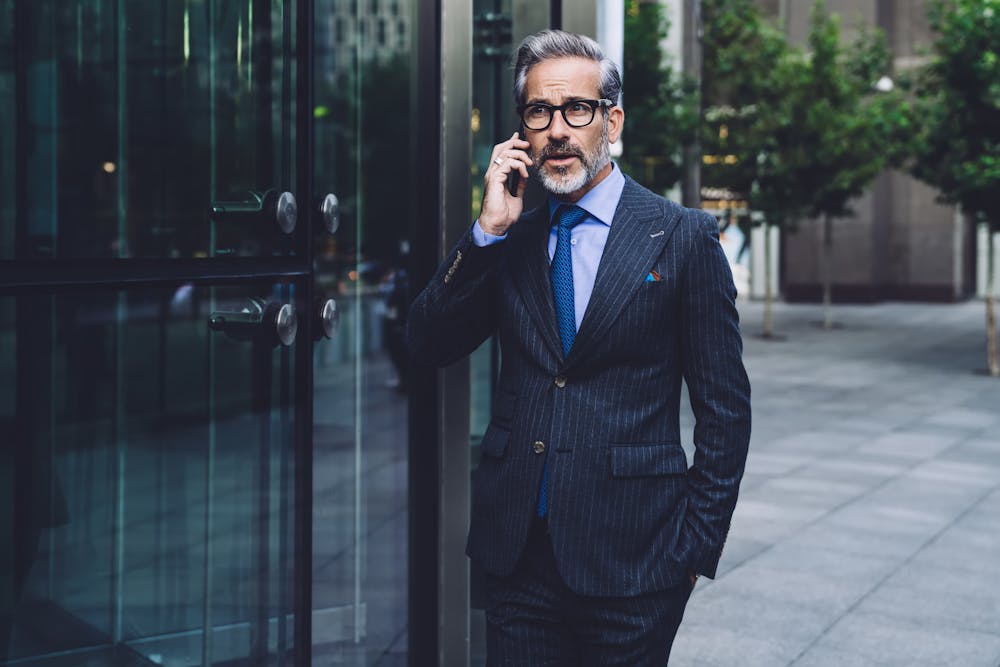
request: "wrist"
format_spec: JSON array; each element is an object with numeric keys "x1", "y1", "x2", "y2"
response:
[{"x1": 477, "y1": 216, "x2": 511, "y2": 237}]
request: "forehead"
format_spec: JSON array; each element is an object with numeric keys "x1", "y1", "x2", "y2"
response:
[{"x1": 524, "y1": 56, "x2": 602, "y2": 102}]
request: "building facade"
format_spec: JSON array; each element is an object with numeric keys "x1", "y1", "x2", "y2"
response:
[{"x1": 760, "y1": 0, "x2": 972, "y2": 302}]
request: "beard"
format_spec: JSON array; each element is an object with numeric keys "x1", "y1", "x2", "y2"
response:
[{"x1": 531, "y1": 118, "x2": 611, "y2": 196}]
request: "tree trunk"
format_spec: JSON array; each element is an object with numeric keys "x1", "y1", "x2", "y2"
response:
[
  {"x1": 763, "y1": 221, "x2": 774, "y2": 338},
  {"x1": 987, "y1": 229, "x2": 999, "y2": 377},
  {"x1": 822, "y1": 214, "x2": 833, "y2": 330}
]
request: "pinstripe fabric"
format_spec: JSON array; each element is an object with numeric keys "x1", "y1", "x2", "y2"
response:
[
  {"x1": 538, "y1": 205, "x2": 589, "y2": 518},
  {"x1": 408, "y1": 176, "x2": 752, "y2": 598},
  {"x1": 484, "y1": 520, "x2": 692, "y2": 666}
]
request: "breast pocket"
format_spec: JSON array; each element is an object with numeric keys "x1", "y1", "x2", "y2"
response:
[{"x1": 616, "y1": 278, "x2": 677, "y2": 352}]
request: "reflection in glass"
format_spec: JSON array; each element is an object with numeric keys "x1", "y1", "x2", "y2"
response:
[
  {"x1": 0, "y1": 283, "x2": 298, "y2": 665},
  {"x1": 0, "y1": 0, "x2": 298, "y2": 260},
  {"x1": 311, "y1": 0, "x2": 413, "y2": 663},
  {"x1": 469, "y1": 1, "x2": 514, "y2": 663}
]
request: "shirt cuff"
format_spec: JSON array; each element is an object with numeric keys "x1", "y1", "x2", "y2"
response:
[{"x1": 472, "y1": 220, "x2": 508, "y2": 247}]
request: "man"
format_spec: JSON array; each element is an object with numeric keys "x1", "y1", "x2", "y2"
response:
[{"x1": 408, "y1": 30, "x2": 751, "y2": 665}]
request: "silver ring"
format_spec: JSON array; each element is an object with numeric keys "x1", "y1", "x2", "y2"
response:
[{"x1": 493, "y1": 157, "x2": 503, "y2": 166}]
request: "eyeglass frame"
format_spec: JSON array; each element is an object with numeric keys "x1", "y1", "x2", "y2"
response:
[{"x1": 516, "y1": 98, "x2": 615, "y2": 131}]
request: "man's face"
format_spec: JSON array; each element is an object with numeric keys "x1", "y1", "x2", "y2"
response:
[{"x1": 522, "y1": 56, "x2": 624, "y2": 201}]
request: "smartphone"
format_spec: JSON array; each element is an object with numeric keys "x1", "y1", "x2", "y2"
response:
[
  {"x1": 506, "y1": 168, "x2": 521, "y2": 196},
  {"x1": 506, "y1": 128, "x2": 525, "y2": 196}
]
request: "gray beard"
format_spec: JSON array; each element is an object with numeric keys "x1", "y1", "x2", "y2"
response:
[{"x1": 534, "y1": 122, "x2": 612, "y2": 196}]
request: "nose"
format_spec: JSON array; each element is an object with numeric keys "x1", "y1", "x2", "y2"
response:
[{"x1": 546, "y1": 109, "x2": 572, "y2": 142}]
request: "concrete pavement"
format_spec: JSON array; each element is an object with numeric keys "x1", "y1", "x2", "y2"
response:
[{"x1": 671, "y1": 300, "x2": 1000, "y2": 666}]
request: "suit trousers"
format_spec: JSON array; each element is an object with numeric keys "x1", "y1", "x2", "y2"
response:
[{"x1": 484, "y1": 518, "x2": 694, "y2": 666}]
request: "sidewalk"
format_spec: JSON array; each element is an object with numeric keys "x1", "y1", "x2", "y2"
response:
[{"x1": 671, "y1": 300, "x2": 1000, "y2": 666}]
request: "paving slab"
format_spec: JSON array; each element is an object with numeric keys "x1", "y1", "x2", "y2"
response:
[
  {"x1": 796, "y1": 611, "x2": 1000, "y2": 667},
  {"x1": 670, "y1": 301, "x2": 1000, "y2": 667}
]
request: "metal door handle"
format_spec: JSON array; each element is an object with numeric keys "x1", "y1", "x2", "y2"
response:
[
  {"x1": 314, "y1": 298, "x2": 340, "y2": 341},
  {"x1": 209, "y1": 298, "x2": 297, "y2": 347},
  {"x1": 210, "y1": 189, "x2": 298, "y2": 235},
  {"x1": 318, "y1": 193, "x2": 339, "y2": 234}
]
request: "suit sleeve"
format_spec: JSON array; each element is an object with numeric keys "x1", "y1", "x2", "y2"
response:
[
  {"x1": 678, "y1": 211, "x2": 752, "y2": 579},
  {"x1": 406, "y1": 229, "x2": 504, "y2": 368}
]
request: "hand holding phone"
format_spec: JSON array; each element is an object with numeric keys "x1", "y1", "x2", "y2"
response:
[{"x1": 480, "y1": 131, "x2": 532, "y2": 236}]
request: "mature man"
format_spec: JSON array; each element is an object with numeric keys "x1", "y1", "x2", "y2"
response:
[{"x1": 408, "y1": 30, "x2": 751, "y2": 665}]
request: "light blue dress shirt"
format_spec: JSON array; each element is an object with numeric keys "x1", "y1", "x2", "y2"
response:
[{"x1": 472, "y1": 162, "x2": 626, "y2": 330}]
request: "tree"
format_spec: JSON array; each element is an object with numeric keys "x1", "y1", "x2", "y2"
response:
[
  {"x1": 620, "y1": 0, "x2": 700, "y2": 195},
  {"x1": 703, "y1": 0, "x2": 908, "y2": 334},
  {"x1": 702, "y1": 0, "x2": 806, "y2": 337},
  {"x1": 791, "y1": 2, "x2": 902, "y2": 330},
  {"x1": 907, "y1": 0, "x2": 1000, "y2": 376}
]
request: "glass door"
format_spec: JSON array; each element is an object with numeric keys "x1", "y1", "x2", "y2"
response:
[
  {"x1": 309, "y1": 0, "x2": 414, "y2": 663},
  {"x1": 1, "y1": 1, "x2": 306, "y2": 665},
  {"x1": 1, "y1": 0, "x2": 417, "y2": 664},
  {"x1": 0, "y1": 0, "x2": 301, "y2": 262},
  {"x1": 1, "y1": 282, "x2": 302, "y2": 666}
]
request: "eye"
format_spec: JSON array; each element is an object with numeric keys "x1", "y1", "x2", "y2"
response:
[
  {"x1": 568, "y1": 102, "x2": 589, "y2": 113},
  {"x1": 526, "y1": 104, "x2": 548, "y2": 118}
]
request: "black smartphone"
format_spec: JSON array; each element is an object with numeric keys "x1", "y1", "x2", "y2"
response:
[
  {"x1": 506, "y1": 128, "x2": 525, "y2": 196},
  {"x1": 506, "y1": 168, "x2": 521, "y2": 196}
]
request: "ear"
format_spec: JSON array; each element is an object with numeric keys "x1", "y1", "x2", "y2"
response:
[{"x1": 606, "y1": 105, "x2": 624, "y2": 144}]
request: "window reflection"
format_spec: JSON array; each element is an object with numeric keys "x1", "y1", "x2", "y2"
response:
[
  {"x1": 311, "y1": 0, "x2": 413, "y2": 663},
  {"x1": 1, "y1": 283, "x2": 298, "y2": 664},
  {"x1": 0, "y1": 0, "x2": 298, "y2": 260}
]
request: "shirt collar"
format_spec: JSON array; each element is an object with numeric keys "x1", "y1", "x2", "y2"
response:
[{"x1": 547, "y1": 161, "x2": 626, "y2": 227}]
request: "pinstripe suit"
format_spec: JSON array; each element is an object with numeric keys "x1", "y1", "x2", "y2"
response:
[{"x1": 409, "y1": 176, "x2": 750, "y2": 601}]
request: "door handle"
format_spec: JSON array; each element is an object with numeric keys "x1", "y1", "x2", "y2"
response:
[
  {"x1": 209, "y1": 189, "x2": 298, "y2": 235},
  {"x1": 209, "y1": 298, "x2": 297, "y2": 347},
  {"x1": 314, "y1": 298, "x2": 340, "y2": 341},
  {"x1": 317, "y1": 194, "x2": 339, "y2": 234}
]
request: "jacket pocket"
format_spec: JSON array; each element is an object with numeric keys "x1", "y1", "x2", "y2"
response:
[
  {"x1": 609, "y1": 443, "x2": 688, "y2": 478},
  {"x1": 490, "y1": 388, "x2": 518, "y2": 428},
  {"x1": 480, "y1": 424, "x2": 510, "y2": 459}
]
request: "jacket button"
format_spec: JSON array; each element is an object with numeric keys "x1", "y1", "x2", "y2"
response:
[
  {"x1": 554, "y1": 375, "x2": 567, "y2": 388},
  {"x1": 532, "y1": 440, "x2": 546, "y2": 454}
]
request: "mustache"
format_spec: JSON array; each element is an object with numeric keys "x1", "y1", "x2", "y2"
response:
[{"x1": 537, "y1": 142, "x2": 584, "y2": 162}]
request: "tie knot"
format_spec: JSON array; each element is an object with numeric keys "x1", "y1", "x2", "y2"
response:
[{"x1": 555, "y1": 205, "x2": 587, "y2": 231}]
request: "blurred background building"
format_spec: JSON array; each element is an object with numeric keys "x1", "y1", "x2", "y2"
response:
[{"x1": 763, "y1": 0, "x2": 971, "y2": 303}]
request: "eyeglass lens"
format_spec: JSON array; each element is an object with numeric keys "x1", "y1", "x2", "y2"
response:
[{"x1": 522, "y1": 101, "x2": 599, "y2": 130}]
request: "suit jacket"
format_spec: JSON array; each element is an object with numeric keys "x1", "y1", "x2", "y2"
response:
[{"x1": 407, "y1": 176, "x2": 751, "y2": 597}]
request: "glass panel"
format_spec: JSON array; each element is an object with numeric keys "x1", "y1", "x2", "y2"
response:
[
  {"x1": 311, "y1": 0, "x2": 413, "y2": 663},
  {"x1": 0, "y1": 0, "x2": 12, "y2": 259},
  {"x1": 469, "y1": 0, "x2": 514, "y2": 662},
  {"x1": 0, "y1": 0, "x2": 298, "y2": 260},
  {"x1": 0, "y1": 281, "x2": 300, "y2": 665}
]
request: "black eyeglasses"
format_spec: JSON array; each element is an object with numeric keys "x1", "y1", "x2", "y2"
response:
[{"x1": 517, "y1": 99, "x2": 614, "y2": 130}]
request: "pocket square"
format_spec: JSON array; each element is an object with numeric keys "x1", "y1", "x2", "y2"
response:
[{"x1": 645, "y1": 270, "x2": 662, "y2": 282}]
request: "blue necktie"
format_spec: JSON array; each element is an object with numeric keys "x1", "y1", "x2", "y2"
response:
[{"x1": 538, "y1": 204, "x2": 587, "y2": 518}]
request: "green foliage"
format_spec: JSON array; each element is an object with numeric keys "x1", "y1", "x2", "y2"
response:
[
  {"x1": 619, "y1": 0, "x2": 700, "y2": 194},
  {"x1": 792, "y1": 2, "x2": 899, "y2": 221},
  {"x1": 701, "y1": 0, "x2": 808, "y2": 228},
  {"x1": 701, "y1": 0, "x2": 904, "y2": 229},
  {"x1": 908, "y1": 0, "x2": 1000, "y2": 230}
]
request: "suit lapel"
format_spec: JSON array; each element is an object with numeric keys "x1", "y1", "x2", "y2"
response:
[
  {"x1": 508, "y1": 205, "x2": 564, "y2": 362},
  {"x1": 565, "y1": 179, "x2": 682, "y2": 367}
]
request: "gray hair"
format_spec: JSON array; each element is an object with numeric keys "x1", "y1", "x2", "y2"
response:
[{"x1": 512, "y1": 30, "x2": 623, "y2": 107}]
